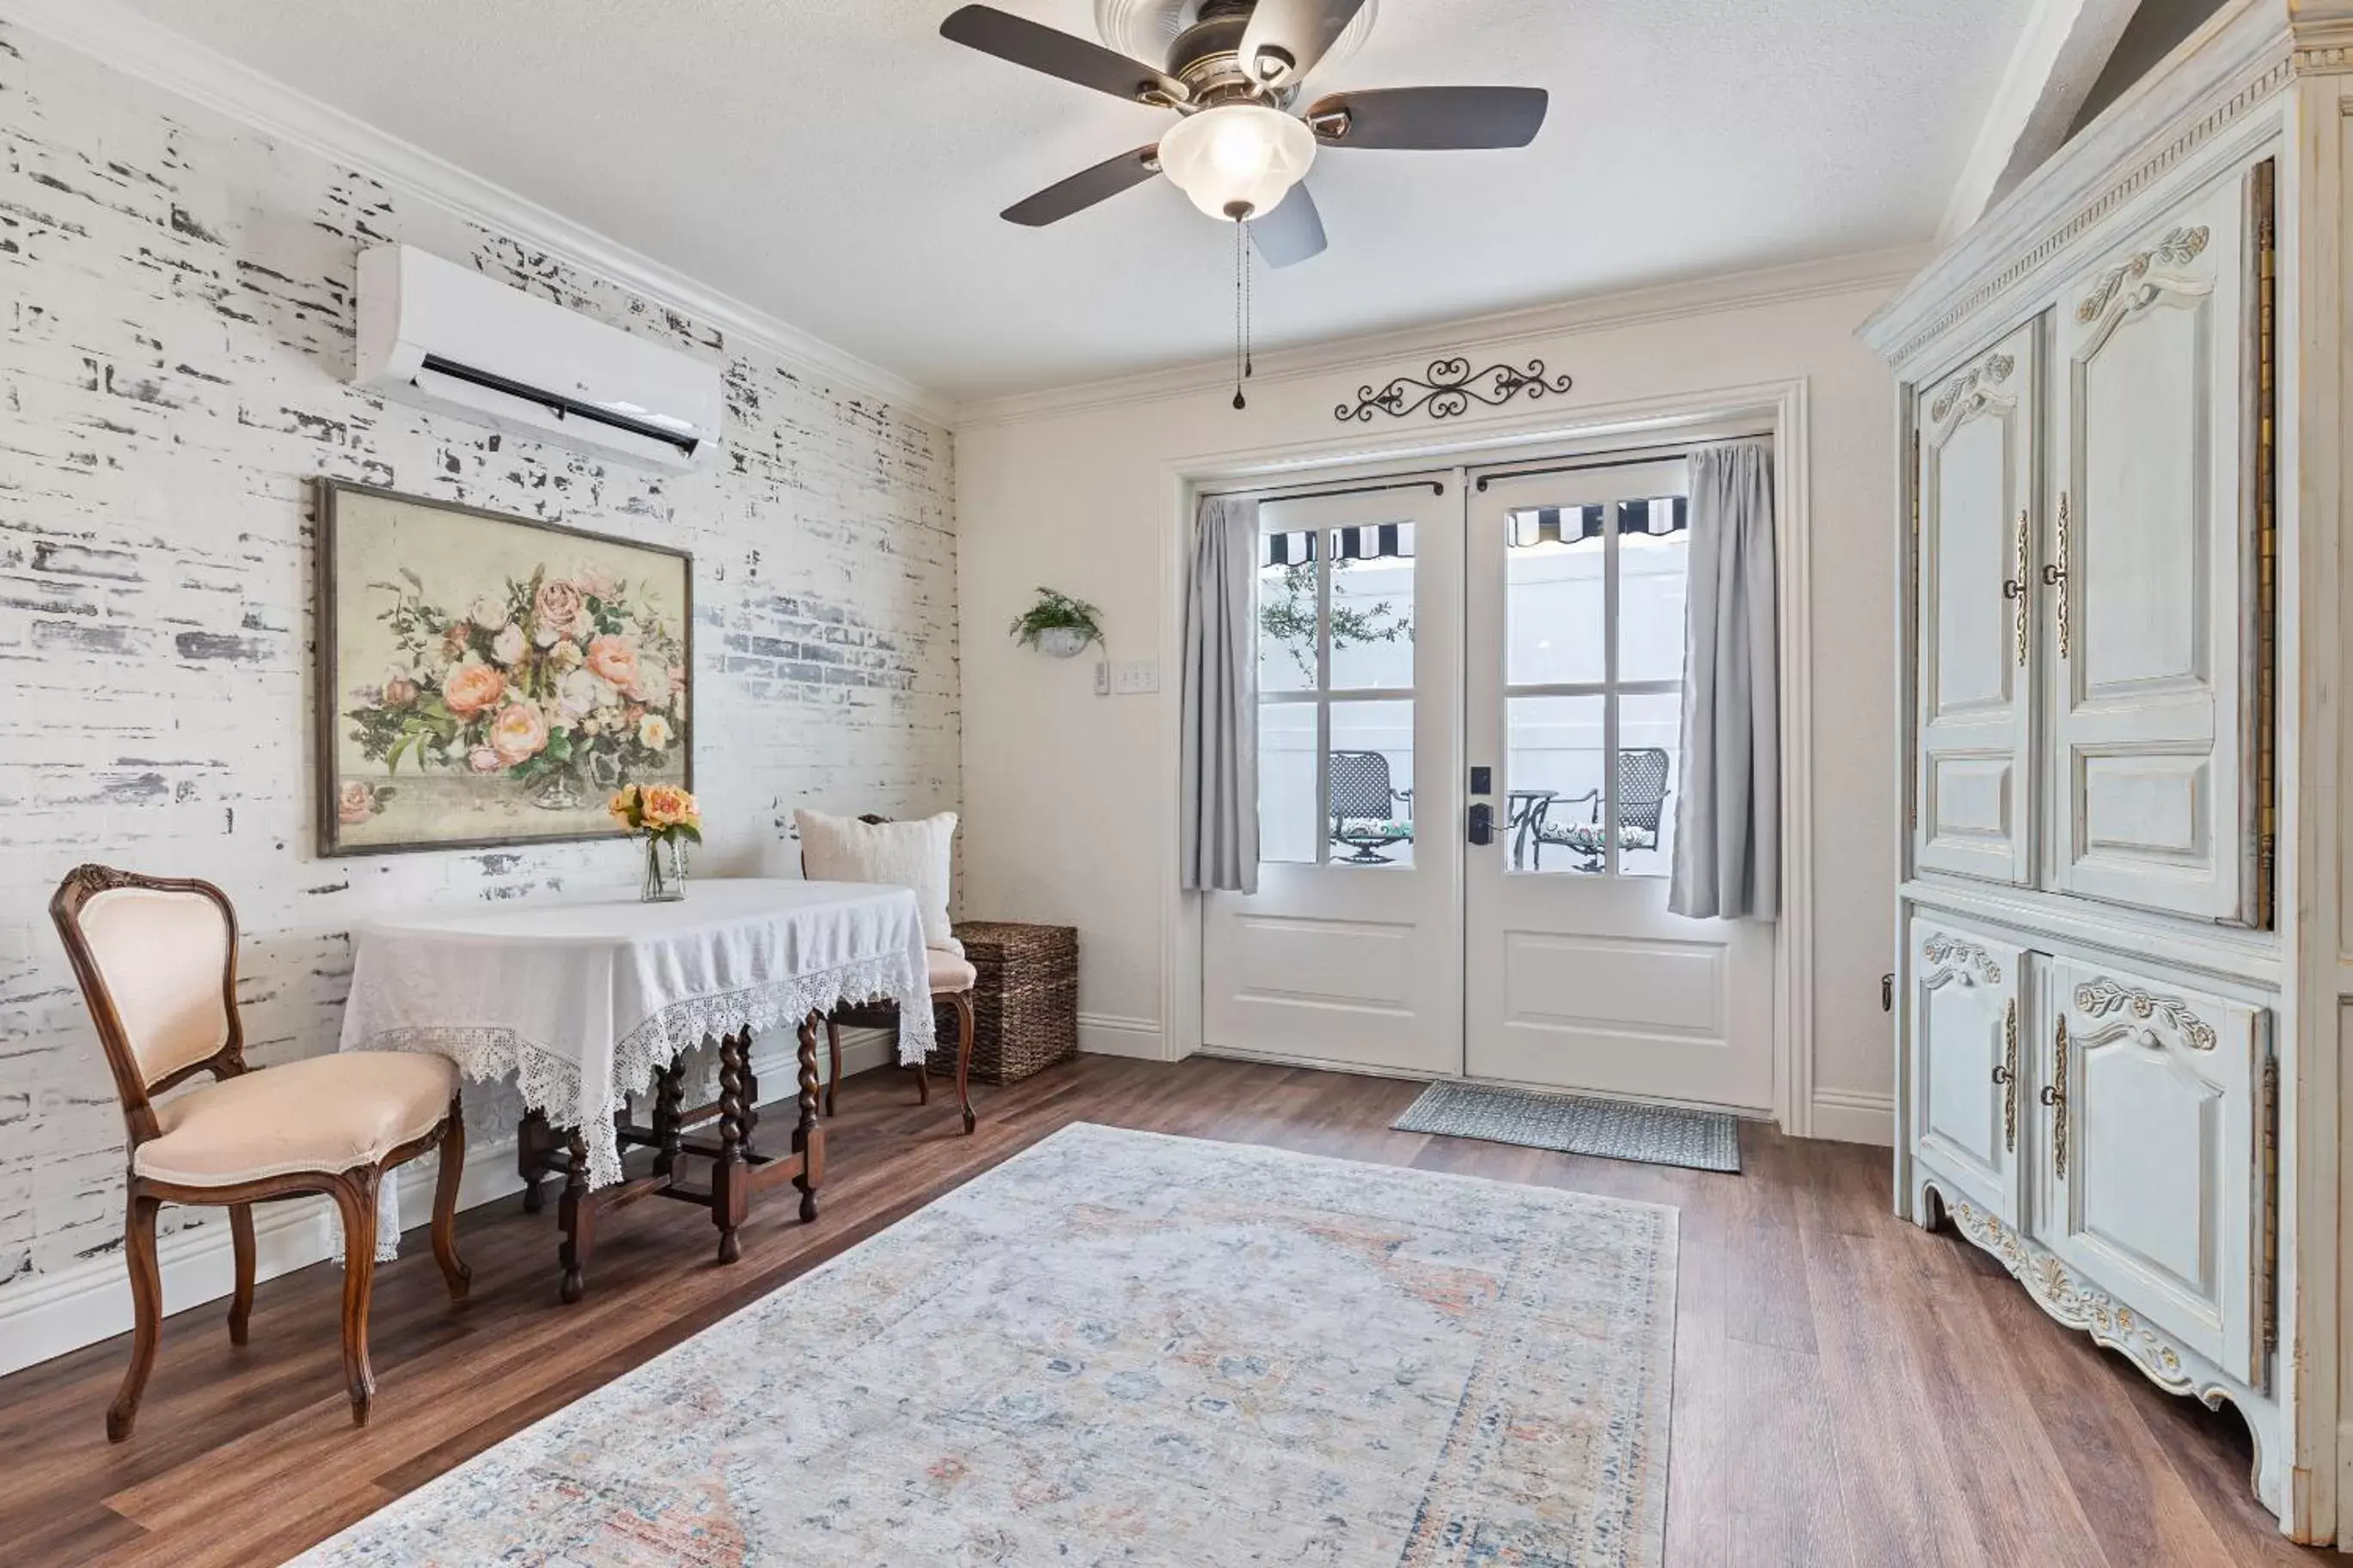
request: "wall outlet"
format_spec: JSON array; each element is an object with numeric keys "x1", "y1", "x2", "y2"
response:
[
  {"x1": 1094, "y1": 660, "x2": 1110, "y2": 697},
  {"x1": 1111, "y1": 659, "x2": 1159, "y2": 695}
]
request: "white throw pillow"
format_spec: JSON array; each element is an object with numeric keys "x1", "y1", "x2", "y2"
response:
[{"x1": 795, "y1": 808, "x2": 961, "y2": 955}]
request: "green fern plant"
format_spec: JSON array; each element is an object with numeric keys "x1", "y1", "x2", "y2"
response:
[{"x1": 1008, "y1": 587, "x2": 1104, "y2": 651}]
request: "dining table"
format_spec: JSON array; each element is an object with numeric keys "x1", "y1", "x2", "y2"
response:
[{"x1": 339, "y1": 876, "x2": 932, "y2": 1300}]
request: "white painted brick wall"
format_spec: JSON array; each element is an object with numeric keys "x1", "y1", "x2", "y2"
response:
[{"x1": 0, "y1": 25, "x2": 960, "y2": 1299}]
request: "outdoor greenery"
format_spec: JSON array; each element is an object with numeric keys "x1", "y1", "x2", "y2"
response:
[{"x1": 1260, "y1": 558, "x2": 1412, "y2": 681}]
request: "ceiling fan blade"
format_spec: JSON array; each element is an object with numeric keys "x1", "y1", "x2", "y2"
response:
[
  {"x1": 1238, "y1": 0, "x2": 1370, "y2": 89},
  {"x1": 940, "y1": 5, "x2": 1187, "y2": 105},
  {"x1": 1002, "y1": 145, "x2": 1164, "y2": 227},
  {"x1": 1307, "y1": 87, "x2": 1549, "y2": 150},
  {"x1": 1250, "y1": 183, "x2": 1328, "y2": 268}
]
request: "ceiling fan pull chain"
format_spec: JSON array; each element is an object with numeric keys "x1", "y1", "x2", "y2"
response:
[
  {"x1": 1232, "y1": 217, "x2": 1248, "y2": 410},
  {"x1": 1244, "y1": 220, "x2": 1254, "y2": 382}
]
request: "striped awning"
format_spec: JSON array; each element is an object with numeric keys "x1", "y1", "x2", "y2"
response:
[
  {"x1": 1264, "y1": 522, "x2": 1416, "y2": 567},
  {"x1": 1508, "y1": 497, "x2": 1688, "y2": 548}
]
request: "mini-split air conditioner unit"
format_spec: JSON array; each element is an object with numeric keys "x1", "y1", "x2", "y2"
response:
[{"x1": 353, "y1": 244, "x2": 723, "y2": 474}]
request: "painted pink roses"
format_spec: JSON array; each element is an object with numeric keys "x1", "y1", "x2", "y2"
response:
[{"x1": 341, "y1": 560, "x2": 688, "y2": 817}]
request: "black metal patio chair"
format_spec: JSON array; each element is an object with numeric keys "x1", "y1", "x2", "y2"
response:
[
  {"x1": 1329, "y1": 750, "x2": 1413, "y2": 864},
  {"x1": 1530, "y1": 747, "x2": 1672, "y2": 869}
]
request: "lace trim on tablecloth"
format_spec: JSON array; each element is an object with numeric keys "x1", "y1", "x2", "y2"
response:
[{"x1": 351, "y1": 953, "x2": 927, "y2": 1190}]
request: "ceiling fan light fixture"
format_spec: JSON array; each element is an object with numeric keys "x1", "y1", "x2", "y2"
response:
[{"x1": 1157, "y1": 102, "x2": 1316, "y2": 221}]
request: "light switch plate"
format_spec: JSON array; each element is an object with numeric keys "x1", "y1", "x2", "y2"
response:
[
  {"x1": 1093, "y1": 660, "x2": 1110, "y2": 697},
  {"x1": 1112, "y1": 659, "x2": 1159, "y2": 695}
]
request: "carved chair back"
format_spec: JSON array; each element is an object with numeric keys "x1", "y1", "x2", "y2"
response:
[{"x1": 50, "y1": 865, "x2": 246, "y2": 1147}]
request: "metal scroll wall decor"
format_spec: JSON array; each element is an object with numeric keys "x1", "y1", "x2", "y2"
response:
[{"x1": 1335, "y1": 357, "x2": 1574, "y2": 423}]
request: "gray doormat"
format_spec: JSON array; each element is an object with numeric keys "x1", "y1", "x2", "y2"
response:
[{"x1": 1393, "y1": 1080, "x2": 1743, "y2": 1173}]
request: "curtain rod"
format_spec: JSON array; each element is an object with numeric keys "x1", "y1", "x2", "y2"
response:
[
  {"x1": 1200, "y1": 476, "x2": 1446, "y2": 504},
  {"x1": 1470, "y1": 434, "x2": 1765, "y2": 492}
]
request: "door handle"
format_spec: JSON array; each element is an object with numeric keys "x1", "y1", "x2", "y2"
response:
[
  {"x1": 2043, "y1": 491, "x2": 2071, "y2": 660},
  {"x1": 2042, "y1": 1012, "x2": 2069, "y2": 1177},
  {"x1": 2004, "y1": 508, "x2": 2029, "y2": 666},
  {"x1": 1468, "y1": 802, "x2": 1494, "y2": 846},
  {"x1": 1995, "y1": 998, "x2": 2017, "y2": 1153}
]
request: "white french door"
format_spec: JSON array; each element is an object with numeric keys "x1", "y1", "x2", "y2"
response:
[
  {"x1": 1463, "y1": 462, "x2": 1774, "y2": 1109},
  {"x1": 1201, "y1": 479, "x2": 1464, "y2": 1074},
  {"x1": 1201, "y1": 455, "x2": 1775, "y2": 1112}
]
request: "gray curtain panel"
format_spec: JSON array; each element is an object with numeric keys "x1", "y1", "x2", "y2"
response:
[
  {"x1": 1180, "y1": 493, "x2": 1261, "y2": 894},
  {"x1": 1669, "y1": 441, "x2": 1781, "y2": 920}
]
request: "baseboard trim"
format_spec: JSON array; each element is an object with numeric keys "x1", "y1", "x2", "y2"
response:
[
  {"x1": 0, "y1": 1028, "x2": 897, "y2": 1378},
  {"x1": 1078, "y1": 1012, "x2": 1166, "y2": 1060},
  {"x1": 1808, "y1": 1089, "x2": 1898, "y2": 1147}
]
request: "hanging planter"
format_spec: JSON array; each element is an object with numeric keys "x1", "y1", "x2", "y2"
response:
[{"x1": 1010, "y1": 589, "x2": 1103, "y2": 659}]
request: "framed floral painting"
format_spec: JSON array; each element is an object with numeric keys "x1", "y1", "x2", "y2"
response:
[{"x1": 314, "y1": 480, "x2": 693, "y2": 856}]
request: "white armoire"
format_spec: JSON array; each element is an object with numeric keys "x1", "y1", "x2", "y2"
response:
[{"x1": 1863, "y1": 0, "x2": 2353, "y2": 1544}]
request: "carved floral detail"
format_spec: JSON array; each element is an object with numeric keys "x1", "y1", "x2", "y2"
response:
[
  {"x1": 1927, "y1": 351, "x2": 2017, "y2": 424},
  {"x1": 1947, "y1": 1196, "x2": 2193, "y2": 1394},
  {"x1": 2075, "y1": 225, "x2": 2210, "y2": 325},
  {"x1": 1920, "y1": 932, "x2": 2002, "y2": 985},
  {"x1": 2073, "y1": 978, "x2": 2217, "y2": 1052}
]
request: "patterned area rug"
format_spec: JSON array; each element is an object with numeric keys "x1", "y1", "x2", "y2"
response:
[
  {"x1": 294, "y1": 1123, "x2": 1678, "y2": 1567},
  {"x1": 1394, "y1": 1080, "x2": 1744, "y2": 1174}
]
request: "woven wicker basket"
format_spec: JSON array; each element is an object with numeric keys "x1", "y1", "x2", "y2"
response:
[{"x1": 923, "y1": 920, "x2": 1078, "y2": 1084}]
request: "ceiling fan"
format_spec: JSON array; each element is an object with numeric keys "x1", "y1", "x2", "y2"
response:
[{"x1": 939, "y1": 0, "x2": 1549, "y2": 267}]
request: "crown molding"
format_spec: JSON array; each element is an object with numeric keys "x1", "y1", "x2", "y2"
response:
[
  {"x1": 1863, "y1": 0, "x2": 2290, "y2": 368},
  {"x1": 0, "y1": 0, "x2": 954, "y2": 424},
  {"x1": 950, "y1": 245, "x2": 1932, "y2": 428}
]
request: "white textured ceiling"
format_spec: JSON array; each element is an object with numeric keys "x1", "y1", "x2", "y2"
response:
[{"x1": 110, "y1": 0, "x2": 2034, "y2": 404}]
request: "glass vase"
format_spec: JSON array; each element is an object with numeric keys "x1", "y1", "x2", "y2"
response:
[{"x1": 640, "y1": 834, "x2": 687, "y2": 903}]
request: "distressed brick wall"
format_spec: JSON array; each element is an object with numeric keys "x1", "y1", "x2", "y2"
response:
[{"x1": 0, "y1": 25, "x2": 960, "y2": 1296}]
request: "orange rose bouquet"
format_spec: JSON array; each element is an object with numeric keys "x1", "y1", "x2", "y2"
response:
[{"x1": 610, "y1": 784, "x2": 700, "y2": 901}]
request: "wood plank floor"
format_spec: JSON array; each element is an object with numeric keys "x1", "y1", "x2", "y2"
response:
[{"x1": 0, "y1": 1055, "x2": 2320, "y2": 1567}]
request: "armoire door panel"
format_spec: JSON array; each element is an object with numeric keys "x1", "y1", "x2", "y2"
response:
[
  {"x1": 2050, "y1": 174, "x2": 2251, "y2": 923},
  {"x1": 1909, "y1": 917, "x2": 2026, "y2": 1229},
  {"x1": 1925, "y1": 753, "x2": 2017, "y2": 848},
  {"x1": 1915, "y1": 322, "x2": 2038, "y2": 886},
  {"x1": 2076, "y1": 750, "x2": 2209, "y2": 864},
  {"x1": 2038, "y1": 958, "x2": 2264, "y2": 1384}
]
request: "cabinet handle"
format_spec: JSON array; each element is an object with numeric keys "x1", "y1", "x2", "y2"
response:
[
  {"x1": 2042, "y1": 491, "x2": 2071, "y2": 660},
  {"x1": 2003, "y1": 508, "x2": 2029, "y2": 665},
  {"x1": 2039, "y1": 1012, "x2": 2069, "y2": 1176},
  {"x1": 1995, "y1": 998, "x2": 2019, "y2": 1152}
]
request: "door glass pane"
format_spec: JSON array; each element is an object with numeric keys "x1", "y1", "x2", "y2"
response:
[
  {"x1": 1506, "y1": 506, "x2": 1605, "y2": 686},
  {"x1": 1618, "y1": 691, "x2": 1683, "y2": 878},
  {"x1": 1618, "y1": 497, "x2": 1690, "y2": 685},
  {"x1": 1329, "y1": 699, "x2": 1413, "y2": 869},
  {"x1": 1257, "y1": 528, "x2": 1318, "y2": 694},
  {"x1": 1507, "y1": 694, "x2": 1604, "y2": 874},
  {"x1": 1326, "y1": 522, "x2": 1415, "y2": 692},
  {"x1": 1257, "y1": 702, "x2": 1317, "y2": 864}
]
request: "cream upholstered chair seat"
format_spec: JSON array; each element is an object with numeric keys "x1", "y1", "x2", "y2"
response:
[
  {"x1": 134, "y1": 1052, "x2": 457, "y2": 1187},
  {"x1": 926, "y1": 947, "x2": 977, "y2": 993},
  {"x1": 52, "y1": 865, "x2": 470, "y2": 1442}
]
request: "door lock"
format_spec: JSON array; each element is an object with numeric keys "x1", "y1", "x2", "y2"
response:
[{"x1": 1468, "y1": 802, "x2": 1494, "y2": 846}]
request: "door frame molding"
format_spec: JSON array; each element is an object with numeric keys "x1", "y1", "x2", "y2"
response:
[{"x1": 1152, "y1": 377, "x2": 1819, "y2": 1136}]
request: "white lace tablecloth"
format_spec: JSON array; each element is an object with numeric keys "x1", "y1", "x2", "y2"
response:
[{"x1": 341, "y1": 877, "x2": 930, "y2": 1247}]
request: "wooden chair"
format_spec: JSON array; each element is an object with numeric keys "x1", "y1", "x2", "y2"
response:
[
  {"x1": 804, "y1": 815, "x2": 977, "y2": 1133},
  {"x1": 49, "y1": 865, "x2": 471, "y2": 1440}
]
